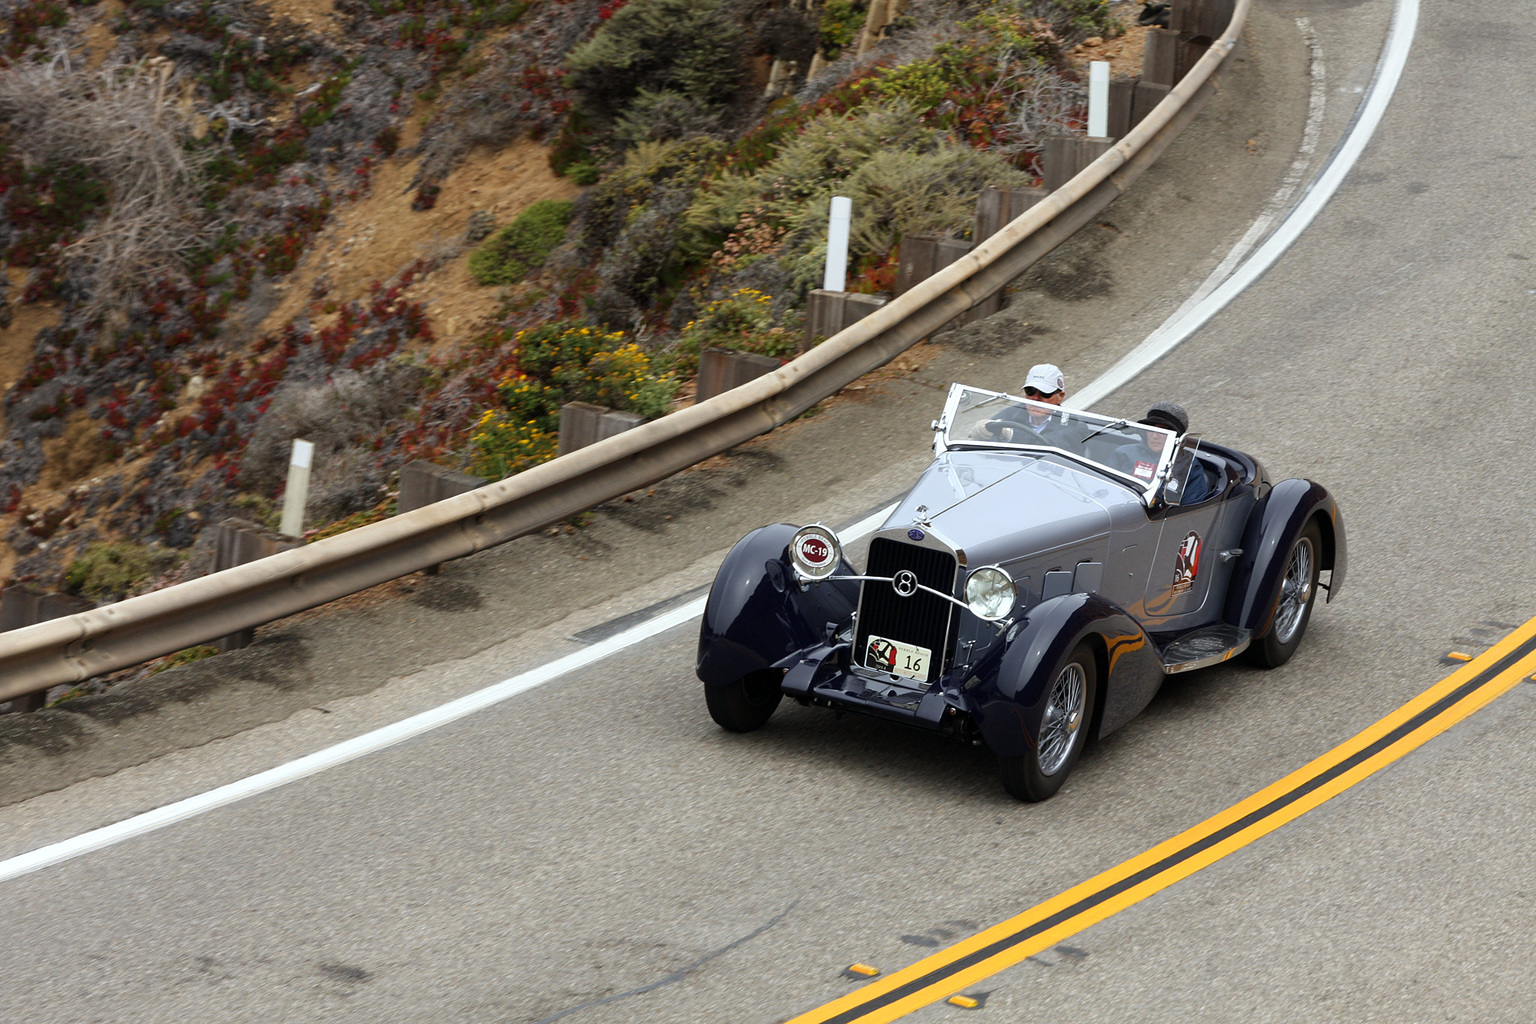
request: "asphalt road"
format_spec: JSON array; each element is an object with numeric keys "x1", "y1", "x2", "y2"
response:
[{"x1": 7, "y1": 1, "x2": 1536, "y2": 1021}]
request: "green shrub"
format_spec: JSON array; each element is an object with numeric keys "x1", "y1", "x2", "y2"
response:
[
  {"x1": 873, "y1": 57, "x2": 953, "y2": 110},
  {"x1": 611, "y1": 88, "x2": 722, "y2": 147},
  {"x1": 843, "y1": 145, "x2": 1033, "y2": 255},
  {"x1": 667, "y1": 288, "x2": 801, "y2": 375},
  {"x1": 1050, "y1": 0, "x2": 1120, "y2": 36},
  {"x1": 64, "y1": 542, "x2": 164, "y2": 601},
  {"x1": 574, "y1": 138, "x2": 726, "y2": 318},
  {"x1": 579, "y1": 138, "x2": 722, "y2": 256},
  {"x1": 568, "y1": 161, "x2": 601, "y2": 186},
  {"x1": 232, "y1": 493, "x2": 279, "y2": 530},
  {"x1": 469, "y1": 323, "x2": 678, "y2": 479},
  {"x1": 469, "y1": 408, "x2": 558, "y2": 479},
  {"x1": 564, "y1": 0, "x2": 744, "y2": 148},
  {"x1": 817, "y1": 0, "x2": 866, "y2": 61},
  {"x1": 468, "y1": 199, "x2": 575, "y2": 286},
  {"x1": 689, "y1": 101, "x2": 1033, "y2": 292}
]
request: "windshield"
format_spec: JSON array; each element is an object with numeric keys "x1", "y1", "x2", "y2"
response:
[{"x1": 936, "y1": 383, "x2": 1178, "y2": 496}]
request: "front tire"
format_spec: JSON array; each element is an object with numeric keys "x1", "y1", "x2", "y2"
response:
[
  {"x1": 999, "y1": 642, "x2": 1097, "y2": 802},
  {"x1": 705, "y1": 669, "x2": 784, "y2": 732},
  {"x1": 1246, "y1": 520, "x2": 1322, "y2": 669}
]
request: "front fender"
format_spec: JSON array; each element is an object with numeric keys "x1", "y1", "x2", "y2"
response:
[
  {"x1": 970, "y1": 593, "x2": 1162, "y2": 758},
  {"x1": 1224, "y1": 479, "x2": 1347, "y2": 634},
  {"x1": 696, "y1": 523, "x2": 859, "y2": 687}
]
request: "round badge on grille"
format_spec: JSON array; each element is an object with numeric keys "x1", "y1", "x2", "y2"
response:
[
  {"x1": 789, "y1": 524, "x2": 842, "y2": 580},
  {"x1": 892, "y1": 569, "x2": 919, "y2": 597}
]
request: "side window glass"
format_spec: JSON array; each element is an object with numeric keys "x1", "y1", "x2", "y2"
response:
[{"x1": 1161, "y1": 436, "x2": 1204, "y2": 507}]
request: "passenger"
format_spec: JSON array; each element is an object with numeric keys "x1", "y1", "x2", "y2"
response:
[{"x1": 1114, "y1": 401, "x2": 1213, "y2": 502}]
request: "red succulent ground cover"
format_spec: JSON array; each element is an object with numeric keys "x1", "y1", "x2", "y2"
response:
[{"x1": 0, "y1": 0, "x2": 1123, "y2": 611}]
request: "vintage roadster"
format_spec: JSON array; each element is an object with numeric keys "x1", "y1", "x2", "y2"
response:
[{"x1": 696, "y1": 383, "x2": 1346, "y2": 801}]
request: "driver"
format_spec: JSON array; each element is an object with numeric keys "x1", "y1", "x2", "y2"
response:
[
  {"x1": 1113, "y1": 402, "x2": 1213, "y2": 502},
  {"x1": 988, "y1": 363, "x2": 1071, "y2": 442}
]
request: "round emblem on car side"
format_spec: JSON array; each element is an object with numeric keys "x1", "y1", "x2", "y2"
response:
[
  {"x1": 893, "y1": 570, "x2": 919, "y2": 597},
  {"x1": 908, "y1": 528, "x2": 925, "y2": 541}
]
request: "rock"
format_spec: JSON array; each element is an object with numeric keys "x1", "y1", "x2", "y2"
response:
[{"x1": 465, "y1": 210, "x2": 496, "y2": 244}]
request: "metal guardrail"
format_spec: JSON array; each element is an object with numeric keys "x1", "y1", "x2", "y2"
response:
[{"x1": 0, "y1": 0, "x2": 1250, "y2": 699}]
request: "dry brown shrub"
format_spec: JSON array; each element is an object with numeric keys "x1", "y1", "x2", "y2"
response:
[{"x1": 0, "y1": 54, "x2": 211, "y2": 315}]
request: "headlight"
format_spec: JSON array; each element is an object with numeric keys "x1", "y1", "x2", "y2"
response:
[
  {"x1": 965, "y1": 566, "x2": 1016, "y2": 620},
  {"x1": 790, "y1": 524, "x2": 842, "y2": 580}
]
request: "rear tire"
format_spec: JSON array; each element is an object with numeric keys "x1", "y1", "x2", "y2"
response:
[
  {"x1": 705, "y1": 669, "x2": 784, "y2": 732},
  {"x1": 1246, "y1": 520, "x2": 1322, "y2": 669},
  {"x1": 999, "y1": 642, "x2": 1097, "y2": 802}
]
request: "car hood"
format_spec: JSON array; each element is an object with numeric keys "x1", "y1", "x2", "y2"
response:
[{"x1": 883, "y1": 451, "x2": 1130, "y2": 568}]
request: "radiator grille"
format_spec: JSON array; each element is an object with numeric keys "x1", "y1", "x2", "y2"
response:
[{"x1": 854, "y1": 538, "x2": 958, "y2": 685}]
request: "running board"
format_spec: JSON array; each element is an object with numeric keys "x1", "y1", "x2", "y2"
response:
[{"x1": 1159, "y1": 624, "x2": 1251, "y2": 674}]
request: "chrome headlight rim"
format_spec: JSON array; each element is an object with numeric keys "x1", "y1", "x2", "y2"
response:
[
  {"x1": 965, "y1": 565, "x2": 1016, "y2": 621},
  {"x1": 790, "y1": 524, "x2": 842, "y2": 580}
]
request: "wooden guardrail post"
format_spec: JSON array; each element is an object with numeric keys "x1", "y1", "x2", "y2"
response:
[
  {"x1": 397, "y1": 460, "x2": 484, "y2": 575},
  {"x1": 213, "y1": 518, "x2": 303, "y2": 652},
  {"x1": 1172, "y1": 0, "x2": 1236, "y2": 80},
  {"x1": 398, "y1": 461, "x2": 482, "y2": 512},
  {"x1": 0, "y1": 586, "x2": 96, "y2": 635},
  {"x1": 1107, "y1": 78, "x2": 1136, "y2": 139},
  {"x1": 1142, "y1": 27, "x2": 1179, "y2": 86},
  {"x1": 1043, "y1": 136, "x2": 1116, "y2": 193},
  {"x1": 557, "y1": 402, "x2": 644, "y2": 457},
  {"x1": 0, "y1": 690, "x2": 47, "y2": 713},
  {"x1": 972, "y1": 187, "x2": 1044, "y2": 318},
  {"x1": 804, "y1": 290, "x2": 888, "y2": 347},
  {"x1": 1172, "y1": 0, "x2": 1237, "y2": 37},
  {"x1": 0, "y1": 586, "x2": 95, "y2": 711},
  {"x1": 895, "y1": 232, "x2": 972, "y2": 296},
  {"x1": 895, "y1": 232, "x2": 976, "y2": 333},
  {"x1": 1133, "y1": 82, "x2": 1173, "y2": 127},
  {"x1": 695, "y1": 348, "x2": 780, "y2": 404},
  {"x1": 974, "y1": 185, "x2": 1045, "y2": 244}
]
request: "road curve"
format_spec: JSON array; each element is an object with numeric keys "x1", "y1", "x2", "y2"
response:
[{"x1": 7, "y1": 1, "x2": 1536, "y2": 1021}]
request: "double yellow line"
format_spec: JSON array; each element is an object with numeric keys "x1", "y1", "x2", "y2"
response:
[{"x1": 790, "y1": 618, "x2": 1536, "y2": 1024}]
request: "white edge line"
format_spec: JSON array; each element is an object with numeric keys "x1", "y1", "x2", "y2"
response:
[
  {"x1": 1076, "y1": 0, "x2": 1418, "y2": 410},
  {"x1": 1166, "y1": 17, "x2": 1326, "y2": 319},
  {"x1": 0, "y1": 504, "x2": 898, "y2": 884},
  {"x1": 0, "y1": 1, "x2": 1421, "y2": 883}
]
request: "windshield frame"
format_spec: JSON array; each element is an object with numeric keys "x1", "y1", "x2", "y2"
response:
[{"x1": 933, "y1": 383, "x2": 1179, "y2": 502}]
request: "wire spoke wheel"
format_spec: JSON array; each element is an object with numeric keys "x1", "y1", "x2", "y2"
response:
[
  {"x1": 1247, "y1": 519, "x2": 1323, "y2": 669},
  {"x1": 998, "y1": 642, "x2": 1097, "y2": 802},
  {"x1": 1272, "y1": 536, "x2": 1314, "y2": 645},
  {"x1": 1038, "y1": 661, "x2": 1087, "y2": 776}
]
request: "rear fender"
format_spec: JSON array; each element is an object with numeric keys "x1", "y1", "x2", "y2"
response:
[
  {"x1": 1225, "y1": 479, "x2": 1347, "y2": 635},
  {"x1": 696, "y1": 523, "x2": 859, "y2": 687},
  {"x1": 970, "y1": 593, "x2": 1163, "y2": 758}
]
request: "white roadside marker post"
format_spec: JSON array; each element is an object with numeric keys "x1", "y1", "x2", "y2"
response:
[
  {"x1": 279, "y1": 439, "x2": 314, "y2": 538},
  {"x1": 1088, "y1": 60, "x2": 1110, "y2": 138},
  {"x1": 823, "y1": 195, "x2": 852, "y2": 293}
]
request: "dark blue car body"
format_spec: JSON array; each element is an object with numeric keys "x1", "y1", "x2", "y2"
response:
[{"x1": 697, "y1": 384, "x2": 1345, "y2": 800}]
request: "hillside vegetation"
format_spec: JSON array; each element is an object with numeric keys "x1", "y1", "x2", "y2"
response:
[{"x1": 0, "y1": 0, "x2": 1128, "y2": 627}]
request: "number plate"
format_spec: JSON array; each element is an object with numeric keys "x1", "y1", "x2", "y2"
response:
[{"x1": 865, "y1": 635, "x2": 932, "y2": 682}]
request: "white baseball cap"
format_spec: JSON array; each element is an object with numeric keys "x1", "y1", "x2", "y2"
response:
[{"x1": 1024, "y1": 363, "x2": 1065, "y2": 394}]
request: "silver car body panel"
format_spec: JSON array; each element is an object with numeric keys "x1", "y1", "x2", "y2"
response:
[
  {"x1": 884, "y1": 451, "x2": 1117, "y2": 614},
  {"x1": 875, "y1": 444, "x2": 1258, "y2": 636}
]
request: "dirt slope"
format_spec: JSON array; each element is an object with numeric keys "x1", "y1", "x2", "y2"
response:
[{"x1": 255, "y1": 139, "x2": 580, "y2": 350}]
